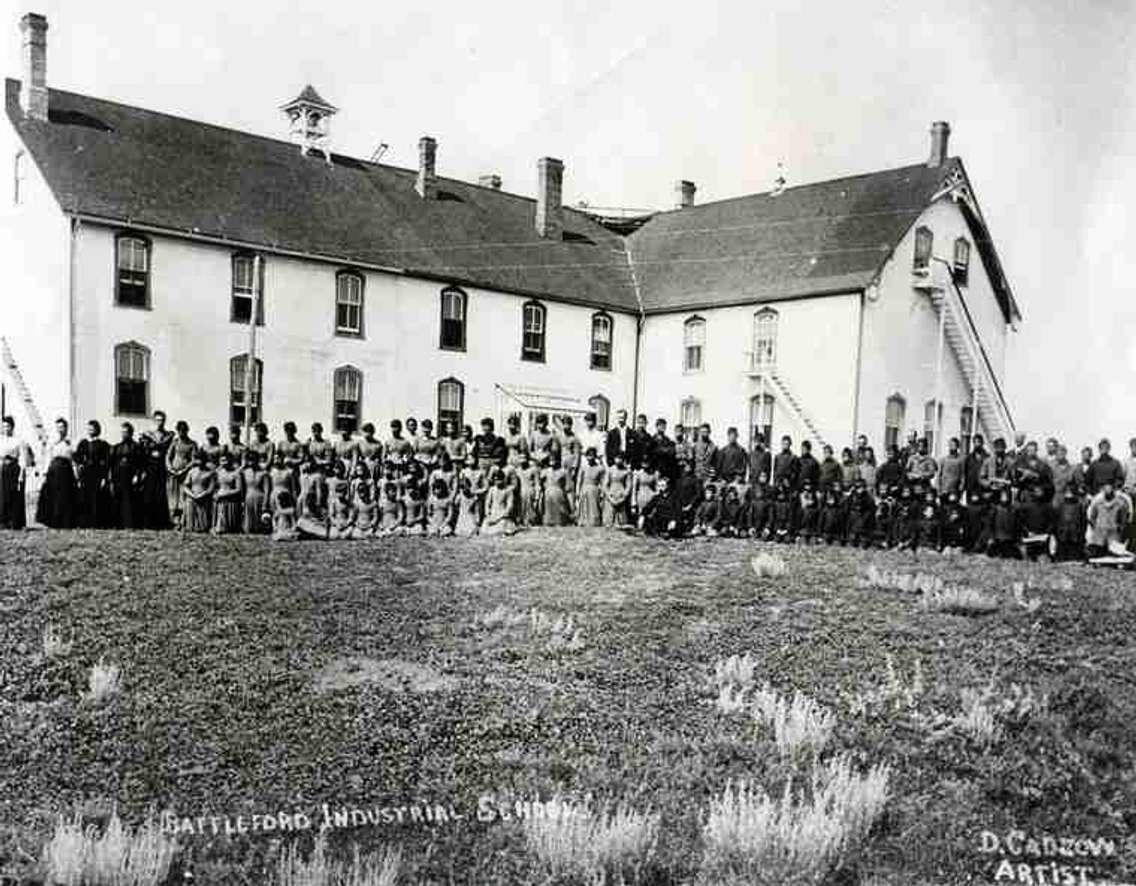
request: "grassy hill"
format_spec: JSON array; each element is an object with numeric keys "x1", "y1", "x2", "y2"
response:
[{"x1": 1, "y1": 529, "x2": 1134, "y2": 885}]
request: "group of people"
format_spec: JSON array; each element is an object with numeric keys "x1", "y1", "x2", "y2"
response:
[{"x1": 2, "y1": 407, "x2": 1134, "y2": 562}]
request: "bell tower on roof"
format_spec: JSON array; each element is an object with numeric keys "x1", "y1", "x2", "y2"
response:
[{"x1": 280, "y1": 85, "x2": 337, "y2": 163}]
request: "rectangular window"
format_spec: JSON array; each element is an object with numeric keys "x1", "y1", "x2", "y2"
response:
[
  {"x1": 884, "y1": 396, "x2": 905, "y2": 451},
  {"x1": 115, "y1": 345, "x2": 150, "y2": 415},
  {"x1": 230, "y1": 356, "x2": 263, "y2": 426},
  {"x1": 116, "y1": 237, "x2": 150, "y2": 308},
  {"x1": 959, "y1": 406, "x2": 974, "y2": 455},
  {"x1": 913, "y1": 227, "x2": 933, "y2": 271},
  {"x1": 923, "y1": 400, "x2": 940, "y2": 454},
  {"x1": 438, "y1": 379, "x2": 464, "y2": 430},
  {"x1": 953, "y1": 237, "x2": 971, "y2": 286},
  {"x1": 683, "y1": 319, "x2": 705, "y2": 372},
  {"x1": 335, "y1": 274, "x2": 363, "y2": 335},
  {"x1": 440, "y1": 289, "x2": 466, "y2": 350},
  {"x1": 231, "y1": 255, "x2": 264, "y2": 325},
  {"x1": 522, "y1": 303, "x2": 546, "y2": 361},
  {"x1": 334, "y1": 368, "x2": 362, "y2": 433},
  {"x1": 590, "y1": 313, "x2": 612, "y2": 370},
  {"x1": 680, "y1": 398, "x2": 701, "y2": 429}
]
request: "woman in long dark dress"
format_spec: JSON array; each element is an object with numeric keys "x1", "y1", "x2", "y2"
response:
[
  {"x1": 74, "y1": 420, "x2": 112, "y2": 528},
  {"x1": 35, "y1": 417, "x2": 78, "y2": 528},
  {"x1": 140, "y1": 411, "x2": 174, "y2": 529},
  {"x1": 0, "y1": 415, "x2": 32, "y2": 529},
  {"x1": 110, "y1": 422, "x2": 143, "y2": 529}
]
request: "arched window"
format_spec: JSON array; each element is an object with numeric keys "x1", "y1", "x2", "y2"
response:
[
  {"x1": 333, "y1": 366, "x2": 363, "y2": 433},
  {"x1": 115, "y1": 342, "x2": 151, "y2": 416},
  {"x1": 438, "y1": 377, "x2": 465, "y2": 430},
  {"x1": 752, "y1": 308, "x2": 778, "y2": 371},
  {"x1": 680, "y1": 397, "x2": 701, "y2": 430},
  {"x1": 335, "y1": 270, "x2": 364, "y2": 335},
  {"x1": 115, "y1": 234, "x2": 151, "y2": 308},
  {"x1": 923, "y1": 399, "x2": 941, "y2": 454},
  {"x1": 884, "y1": 393, "x2": 906, "y2": 450},
  {"x1": 588, "y1": 394, "x2": 610, "y2": 431},
  {"x1": 231, "y1": 252, "x2": 265, "y2": 325},
  {"x1": 913, "y1": 226, "x2": 933, "y2": 271},
  {"x1": 440, "y1": 287, "x2": 467, "y2": 351},
  {"x1": 953, "y1": 236, "x2": 971, "y2": 285},
  {"x1": 590, "y1": 311, "x2": 613, "y2": 371},
  {"x1": 749, "y1": 393, "x2": 774, "y2": 449},
  {"x1": 229, "y1": 354, "x2": 264, "y2": 426},
  {"x1": 521, "y1": 300, "x2": 547, "y2": 362},
  {"x1": 959, "y1": 406, "x2": 974, "y2": 455},
  {"x1": 13, "y1": 149, "x2": 25, "y2": 205},
  {"x1": 683, "y1": 316, "x2": 705, "y2": 372}
]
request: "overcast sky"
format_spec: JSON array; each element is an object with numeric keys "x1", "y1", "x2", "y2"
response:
[{"x1": 4, "y1": 0, "x2": 1135, "y2": 447}]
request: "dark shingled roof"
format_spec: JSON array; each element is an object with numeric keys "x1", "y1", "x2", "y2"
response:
[{"x1": 6, "y1": 79, "x2": 1018, "y2": 322}]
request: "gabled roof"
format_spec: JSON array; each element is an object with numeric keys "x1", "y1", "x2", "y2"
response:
[
  {"x1": 5, "y1": 79, "x2": 1019, "y2": 323},
  {"x1": 626, "y1": 160, "x2": 1020, "y2": 322},
  {"x1": 281, "y1": 84, "x2": 337, "y2": 114},
  {"x1": 5, "y1": 79, "x2": 639, "y2": 312}
]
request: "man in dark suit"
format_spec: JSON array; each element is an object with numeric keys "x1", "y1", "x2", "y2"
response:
[
  {"x1": 651, "y1": 418, "x2": 677, "y2": 480},
  {"x1": 472, "y1": 417, "x2": 506, "y2": 468},
  {"x1": 604, "y1": 409, "x2": 631, "y2": 466},
  {"x1": 626, "y1": 413, "x2": 654, "y2": 470},
  {"x1": 748, "y1": 434, "x2": 773, "y2": 485}
]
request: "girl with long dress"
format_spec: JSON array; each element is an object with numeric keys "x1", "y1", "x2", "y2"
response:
[
  {"x1": 518, "y1": 457, "x2": 542, "y2": 526},
  {"x1": 483, "y1": 470, "x2": 517, "y2": 536},
  {"x1": 358, "y1": 423, "x2": 384, "y2": 480},
  {"x1": 307, "y1": 423, "x2": 335, "y2": 475},
  {"x1": 427, "y1": 479, "x2": 454, "y2": 536},
  {"x1": 74, "y1": 420, "x2": 112, "y2": 529},
  {"x1": 379, "y1": 482, "x2": 404, "y2": 534},
  {"x1": 575, "y1": 448, "x2": 605, "y2": 528},
  {"x1": 211, "y1": 452, "x2": 245, "y2": 534},
  {"x1": 403, "y1": 486, "x2": 427, "y2": 535},
  {"x1": 271, "y1": 489, "x2": 299, "y2": 541},
  {"x1": 199, "y1": 426, "x2": 225, "y2": 468},
  {"x1": 603, "y1": 454, "x2": 632, "y2": 527},
  {"x1": 182, "y1": 451, "x2": 216, "y2": 533},
  {"x1": 528, "y1": 414, "x2": 559, "y2": 469},
  {"x1": 276, "y1": 422, "x2": 306, "y2": 487},
  {"x1": 541, "y1": 456, "x2": 572, "y2": 526},
  {"x1": 110, "y1": 423, "x2": 144, "y2": 529},
  {"x1": 453, "y1": 477, "x2": 481, "y2": 537},
  {"x1": 632, "y1": 462, "x2": 659, "y2": 523},
  {"x1": 0, "y1": 416, "x2": 31, "y2": 529},
  {"x1": 328, "y1": 487, "x2": 356, "y2": 539},
  {"x1": 298, "y1": 460, "x2": 328, "y2": 519},
  {"x1": 164, "y1": 422, "x2": 196, "y2": 527},
  {"x1": 140, "y1": 413, "x2": 174, "y2": 529},
  {"x1": 504, "y1": 419, "x2": 529, "y2": 468},
  {"x1": 36, "y1": 418, "x2": 78, "y2": 528},
  {"x1": 248, "y1": 422, "x2": 275, "y2": 468},
  {"x1": 241, "y1": 451, "x2": 271, "y2": 534}
]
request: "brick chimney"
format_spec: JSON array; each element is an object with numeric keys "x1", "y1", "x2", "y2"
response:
[
  {"x1": 479, "y1": 174, "x2": 502, "y2": 190},
  {"x1": 674, "y1": 180, "x2": 696, "y2": 209},
  {"x1": 535, "y1": 157, "x2": 564, "y2": 239},
  {"x1": 19, "y1": 13, "x2": 48, "y2": 122},
  {"x1": 928, "y1": 121, "x2": 951, "y2": 168},
  {"x1": 416, "y1": 136, "x2": 437, "y2": 199}
]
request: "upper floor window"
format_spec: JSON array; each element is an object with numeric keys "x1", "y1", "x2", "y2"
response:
[
  {"x1": 884, "y1": 393, "x2": 906, "y2": 451},
  {"x1": 231, "y1": 253, "x2": 265, "y2": 325},
  {"x1": 588, "y1": 394, "x2": 610, "y2": 431},
  {"x1": 913, "y1": 226, "x2": 933, "y2": 271},
  {"x1": 335, "y1": 271, "x2": 364, "y2": 336},
  {"x1": 115, "y1": 342, "x2": 150, "y2": 416},
  {"x1": 230, "y1": 354, "x2": 263, "y2": 426},
  {"x1": 522, "y1": 300, "x2": 546, "y2": 362},
  {"x1": 680, "y1": 397, "x2": 702, "y2": 429},
  {"x1": 590, "y1": 312, "x2": 613, "y2": 370},
  {"x1": 953, "y1": 236, "x2": 971, "y2": 285},
  {"x1": 440, "y1": 287, "x2": 467, "y2": 351},
  {"x1": 752, "y1": 308, "x2": 778, "y2": 370},
  {"x1": 683, "y1": 316, "x2": 705, "y2": 372},
  {"x1": 333, "y1": 365, "x2": 362, "y2": 433},
  {"x1": 438, "y1": 377, "x2": 465, "y2": 430},
  {"x1": 959, "y1": 405, "x2": 974, "y2": 455},
  {"x1": 116, "y1": 235, "x2": 151, "y2": 308}
]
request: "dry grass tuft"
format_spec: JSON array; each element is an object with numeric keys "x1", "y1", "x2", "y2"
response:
[
  {"x1": 713, "y1": 653, "x2": 758, "y2": 690},
  {"x1": 273, "y1": 830, "x2": 402, "y2": 886},
  {"x1": 715, "y1": 683, "x2": 750, "y2": 715},
  {"x1": 42, "y1": 622, "x2": 72, "y2": 658},
  {"x1": 751, "y1": 685, "x2": 834, "y2": 760},
  {"x1": 84, "y1": 658, "x2": 122, "y2": 704},
  {"x1": 530, "y1": 608, "x2": 586, "y2": 653},
  {"x1": 699, "y1": 755, "x2": 891, "y2": 886},
  {"x1": 41, "y1": 809, "x2": 177, "y2": 886},
  {"x1": 523, "y1": 795, "x2": 659, "y2": 885},
  {"x1": 844, "y1": 655, "x2": 925, "y2": 719},
  {"x1": 920, "y1": 585, "x2": 999, "y2": 616},
  {"x1": 472, "y1": 605, "x2": 527, "y2": 630},
  {"x1": 751, "y1": 553, "x2": 787, "y2": 579}
]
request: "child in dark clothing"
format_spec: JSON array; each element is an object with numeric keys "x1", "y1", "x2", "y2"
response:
[
  {"x1": 819, "y1": 487, "x2": 845, "y2": 544},
  {"x1": 965, "y1": 490, "x2": 993, "y2": 553},
  {"x1": 938, "y1": 491, "x2": 967, "y2": 552},
  {"x1": 874, "y1": 487, "x2": 897, "y2": 549},
  {"x1": 1053, "y1": 486, "x2": 1087, "y2": 562},
  {"x1": 990, "y1": 489, "x2": 1020, "y2": 558},
  {"x1": 1017, "y1": 485, "x2": 1055, "y2": 561},
  {"x1": 771, "y1": 481, "x2": 796, "y2": 543},
  {"x1": 716, "y1": 485, "x2": 743, "y2": 536},
  {"x1": 693, "y1": 486, "x2": 720, "y2": 536},
  {"x1": 893, "y1": 486, "x2": 915, "y2": 549},
  {"x1": 746, "y1": 474, "x2": 771, "y2": 538},
  {"x1": 846, "y1": 480, "x2": 875, "y2": 548},
  {"x1": 909, "y1": 488, "x2": 940, "y2": 553},
  {"x1": 797, "y1": 482, "x2": 820, "y2": 544}
]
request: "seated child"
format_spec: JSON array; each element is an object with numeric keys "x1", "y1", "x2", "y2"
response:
[
  {"x1": 1016, "y1": 485, "x2": 1054, "y2": 561},
  {"x1": 990, "y1": 488, "x2": 1020, "y2": 558},
  {"x1": 379, "y1": 481, "x2": 404, "y2": 535},
  {"x1": 819, "y1": 487, "x2": 845, "y2": 545},
  {"x1": 327, "y1": 486, "x2": 355, "y2": 539},
  {"x1": 403, "y1": 485, "x2": 427, "y2": 536},
  {"x1": 351, "y1": 482, "x2": 379, "y2": 539},
  {"x1": 938, "y1": 491, "x2": 966, "y2": 552},
  {"x1": 770, "y1": 481, "x2": 796, "y2": 543},
  {"x1": 271, "y1": 489, "x2": 299, "y2": 541},
  {"x1": 796, "y1": 483, "x2": 820, "y2": 544},
  {"x1": 845, "y1": 481, "x2": 875, "y2": 548},
  {"x1": 693, "y1": 485, "x2": 720, "y2": 537},
  {"x1": 427, "y1": 478, "x2": 454, "y2": 536},
  {"x1": 715, "y1": 485, "x2": 743, "y2": 537},
  {"x1": 453, "y1": 476, "x2": 482, "y2": 537},
  {"x1": 745, "y1": 474, "x2": 771, "y2": 538},
  {"x1": 1053, "y1": 486, "x2": 1086, "y2": 562}
]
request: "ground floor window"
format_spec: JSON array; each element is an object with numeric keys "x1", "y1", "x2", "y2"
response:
[
  {"x1": 749, "y1": 393, "x2": 774, "y2": 448},
  {"x1": 438, "y1": 377, "x2": 464, "y2": 430},
  {"x1": 229, "y1": 354, "x2": 263, "y2": 426},
  {"x1": 333, "y1": 366, "x2": 362, "y2": 433},
  {"x1": 680, "y1": 397, "x2": 701, "y2": 430},
  {"x1": 115, "y1": 342, "x2": 151, "y2": 416}
]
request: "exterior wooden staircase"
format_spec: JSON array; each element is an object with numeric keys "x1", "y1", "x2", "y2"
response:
[{"x1": 0, "y1": 336, "x2": 48, "y2": 448}]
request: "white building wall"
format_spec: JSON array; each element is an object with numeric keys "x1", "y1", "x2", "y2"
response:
[
  {"x1": 638, "y1": 294, "x2": 862, "y2": 449},
  {"x1": 0, "y1": 118, "x2": 71, "y2": 443},
  {"x1": 857, "y1": 198, "x2": 1012, "y2": 453},
  {"x1": 72, "y1": 225, "x2": 636, "y2": 436}
]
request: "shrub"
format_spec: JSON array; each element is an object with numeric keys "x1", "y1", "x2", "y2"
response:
[
  {"x1": 751, "y1": 553, "x2": 787, "y2": 579},
  {"x1": 844, "y1": 655, "x2": 925, "y2": 719},
  {"x1": 713, "y1": 653, "x2": 758, "y2": 690},
  {"x1": 954, "y1": 689, "x2": 1000, "y2": 747},
  {"x1": 699, "y1": 755, "x2": 891, "y2": 886},
  {"x1": 84, "y1": 658, "x2": 122, "y2": 704},
  {"x1": 273, "y1": 831, "x2": 402, "y2": 886},
  {"x1": 751, "y1": 685, "x2": 834, "y2": 760},
  {"x1": 41, "y1": 809, "x2": 177, "y2": 886},
  {"x1": 42, "y1": 622, "x2": 72, "y2": 658},
  {"x1": 523, "y1": 795, "x2": 659, "y2": 885}
]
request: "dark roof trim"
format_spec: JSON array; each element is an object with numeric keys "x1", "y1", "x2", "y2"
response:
[
  {"x1": 642, "y1": 286, "x2": 863, "y2": 316},
  {"x1": 70, "y1": 212, "x2": 641, "y2": 317}
]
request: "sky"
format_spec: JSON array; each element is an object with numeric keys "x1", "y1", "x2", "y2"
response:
[{"x1": 3, "y1": 0, "x2": 1135, "y2": 447}]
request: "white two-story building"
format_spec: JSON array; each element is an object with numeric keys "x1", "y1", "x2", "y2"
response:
[{"x1": 1, "y1": 12, "x2": 1020, "y2": 460}]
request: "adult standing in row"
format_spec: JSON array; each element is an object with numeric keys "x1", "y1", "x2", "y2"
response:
[
  {"x1": 0, "y1": 415, "x2": 32, "y2": 529},
  {"x1": 36, "y1": 418, "x2": 77, "y2": 528},
  {"x1": 75, "y1": 420, "x2": 112, "y2": 528}
]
